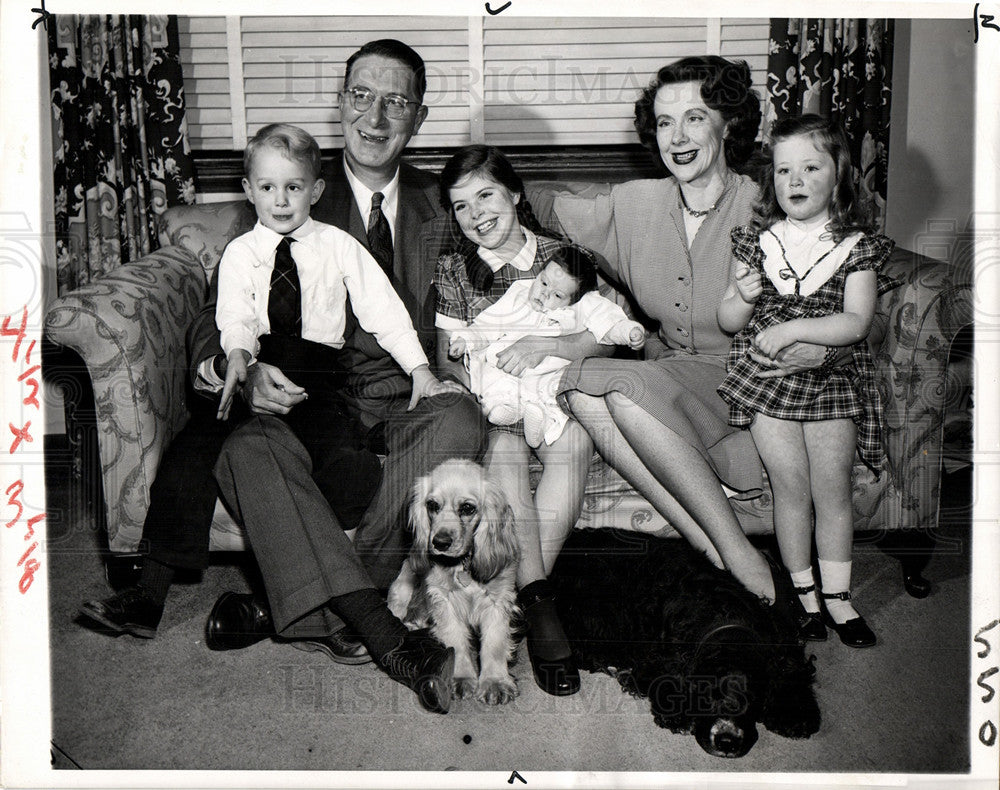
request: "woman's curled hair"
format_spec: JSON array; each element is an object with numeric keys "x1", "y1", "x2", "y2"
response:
[{"x1": 633, "y1": 56, "x2": 762, "y2": 171}]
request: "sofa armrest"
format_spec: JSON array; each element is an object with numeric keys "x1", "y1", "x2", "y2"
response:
[
  {"x1": 872, "y1": 248, "x2": 973, "y2": 529},
  {"x1": 44, "y1": 247, "x2": 208, "y2": 551}
]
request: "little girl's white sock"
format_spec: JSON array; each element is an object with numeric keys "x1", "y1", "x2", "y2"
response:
[
  {"x1": 487, "y1": 403, "x2": 520, "y2": 426},
  {"x1": 789, "y1": 567, "x2": 821, "y2": 613},
  {"x1": 819, "y1": 558, "x2": 861, "y2": 624}
]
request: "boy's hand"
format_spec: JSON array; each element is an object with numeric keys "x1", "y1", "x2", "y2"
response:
[
  {"x1": 627, "y1": 324, "x2": 646, "y2": 350},
  {"x1": 408, "y1": 364, "x2": 466, "y2": 411},
  {"x1": 218, "y1": 349, "x2": 251, "y2": 420},
  {"x1": 449, "y1": 334, "x2": 468, "y2": 359},
  {"x1": 734, "y1": 266, "x2": 763, "y2": 304},
  {"x1": 753, "y1": 323, "x2": 798, "y2": 360}
]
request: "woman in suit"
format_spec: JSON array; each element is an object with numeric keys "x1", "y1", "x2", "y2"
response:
[{"x1": 542, "y1": 56, "x2": 829, "y2": 608}]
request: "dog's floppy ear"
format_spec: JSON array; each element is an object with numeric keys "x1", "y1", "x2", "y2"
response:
[
  {"x1": 408, "y1": 472, "x2": 433, "y2": 575},
  {"x1": 470, "y1": 474, "x2": 520, "y2": 584}
]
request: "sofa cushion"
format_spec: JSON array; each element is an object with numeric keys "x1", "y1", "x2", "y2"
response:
[{"x1": 157, "y1": 200, "x2": 255, "y2": 279}]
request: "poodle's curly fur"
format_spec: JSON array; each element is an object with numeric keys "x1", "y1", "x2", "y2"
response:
[{"x1": 551, "y1": 529, "x2": 820, "y2": 758}]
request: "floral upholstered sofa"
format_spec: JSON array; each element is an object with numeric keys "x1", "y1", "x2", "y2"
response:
[{"x1": 44, "y1": 195, "x2": 973, "y2": 587}]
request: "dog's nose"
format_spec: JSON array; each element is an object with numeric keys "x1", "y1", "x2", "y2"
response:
[{"x1": 432, "y1": 534, "x2": 453, "y2": 551}]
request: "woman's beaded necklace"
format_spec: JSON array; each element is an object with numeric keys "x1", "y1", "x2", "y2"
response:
[{"x1": 679, "y1": 188, "x2": 718, "y2": 218}]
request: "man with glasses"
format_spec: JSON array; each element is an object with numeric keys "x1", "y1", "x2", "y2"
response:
[{"x1": 190, "y1": 39, "x2": 486, "y2": 712}]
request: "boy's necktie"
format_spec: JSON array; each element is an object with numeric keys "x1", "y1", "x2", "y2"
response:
[
  {"x1": 268, "y1": 236, "x2": 301, "y2": 337},
  {"x1": 367, "y1": 192, "x2": 394, "y2": 280}
]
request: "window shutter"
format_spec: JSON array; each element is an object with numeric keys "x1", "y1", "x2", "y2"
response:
[{"x1": 179, "y1": 16, "x2": 771, "y2": 151}]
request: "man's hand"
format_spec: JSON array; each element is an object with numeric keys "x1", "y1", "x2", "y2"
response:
[
  {"x1": 750, "y1": 341, "x2": 829, "y2": 378},
  {"x1": 407, "y1": 364, "x2": 466, "y2": 411},
  {"x1": 241, "y1": 361, "x2": 307, "y2": 415},
  {"x1": 494, "y1": 336, "x2": 555, "y2": 377},
  {"x1": 217, "y1": 350, "x2": 250, "y2": 420}
]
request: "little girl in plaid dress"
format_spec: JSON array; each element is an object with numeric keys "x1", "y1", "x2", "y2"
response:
[{"x1": 717, "y1": 116, "x2": 898, "y2": 649}]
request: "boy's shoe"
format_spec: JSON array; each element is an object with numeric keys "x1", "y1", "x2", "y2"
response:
[
  {"x1": 378, "y1": 629, "x2": 456, "y2": 714},
  {"x1": 79, "y1": 586, "x2": 163, "y2": 639}
]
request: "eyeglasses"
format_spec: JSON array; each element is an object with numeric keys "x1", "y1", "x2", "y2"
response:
[{"x1": 341, "y1": 87, "x2": 420, "y2": 120}]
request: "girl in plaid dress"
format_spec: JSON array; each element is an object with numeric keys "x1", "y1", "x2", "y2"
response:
[
  {"x1": 717, "y1": 116, "x2": 898, "y2": 649},
  {"x1": 433, "y1": 145, "x2": 610, "y2": 697}
]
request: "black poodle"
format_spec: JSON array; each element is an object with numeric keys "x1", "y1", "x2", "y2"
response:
[{"x1": 550, "y1": 529, "x2": 820, "y2": 758}]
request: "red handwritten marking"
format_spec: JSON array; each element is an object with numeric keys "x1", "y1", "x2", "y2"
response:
[
  {"x1": 18, "y1": 541, "x2": 37, "y2": 566},
  {"x1": 19, "y1": 557, "x2": 39, "y2": 593},
  {"x1": 1, "y1": 307, "x2": 28, "y2": 362},
  {"x1": 17, "y1": 365, "x2": 41, "y2": 409},
  {"x1": 5, "y1": 307, "x2": 44, "y2": 595},
  {"x1": 5, "y1": 479, "x2": 24, "y2": 526},
  {"x1": 8, "y1": 421, "x2": 33, "y2": 454},
  {"x1": 25, "y1": 512, "x2": 45, "y2": 539}
]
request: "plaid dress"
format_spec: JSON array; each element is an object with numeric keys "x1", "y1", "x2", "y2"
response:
[
  {"x1": 434, "y1": 233, "x2": 569, "y2": 434},
  {"x1": 717, "y1": 226, "x2": 898, "y2": 472}
]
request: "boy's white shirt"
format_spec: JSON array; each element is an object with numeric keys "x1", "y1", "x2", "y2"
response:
[
  {"x1": 760, "y1": 221, "x2": 864, "y2": 297},
  {"x1": 195, "y1": 163, "x2": 403, "y2": 393},
  {"x1": 214, "y1": 217, "x2": 427, "y2": 373}
]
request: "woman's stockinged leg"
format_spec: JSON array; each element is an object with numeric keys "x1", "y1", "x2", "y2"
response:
[
  {"x1": 534, "y1": 420, "x2": 592, "y2": 576},
  {"x1": 568, "y1": 390, "x2": 774, "y2": 601},
  {"x1": 566, "y1": 391, "x2": 724, "y2": 566},
  {"x1": 484, "y1": 432, "x2": 545, "y2": 587}
]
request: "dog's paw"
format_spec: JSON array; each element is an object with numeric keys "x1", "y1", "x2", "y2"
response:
[
  {"x1": 476, "y1": 676, "x2": 518, "y2": 706},
  {"x1": 453, "y1": 676, "x2": 478, "y2": 699}
]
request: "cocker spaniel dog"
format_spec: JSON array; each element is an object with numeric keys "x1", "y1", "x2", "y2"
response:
[
  {"x1": 550, "y1": 529, "x2": 820, "y2": 758},
  {"x1": 388, "y1": 459, "x2": 521, "y2": 705}
]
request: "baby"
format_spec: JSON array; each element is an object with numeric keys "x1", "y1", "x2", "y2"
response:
[{"x1": 449, "y1": 245, "x2": 645, "y2": 447}]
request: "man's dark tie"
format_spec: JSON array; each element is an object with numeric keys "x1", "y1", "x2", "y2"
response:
[
  {"x1": 367, "y1": 191, "x2": 394, "y2": 279},
  {"x1": 267, "y1": 236, "x2": 301, "y2": 337}
]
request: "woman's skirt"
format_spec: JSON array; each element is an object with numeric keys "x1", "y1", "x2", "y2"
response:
[{"x1": 557, "y1": 353, "x2": 763, "y2": 498}]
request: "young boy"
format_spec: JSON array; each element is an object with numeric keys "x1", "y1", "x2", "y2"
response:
[{"x1": 215, "y1": 123, "x2": 456, "y2": 529}]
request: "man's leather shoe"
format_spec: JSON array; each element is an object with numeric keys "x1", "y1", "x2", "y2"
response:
[
  {"x1": 79, "y1": 586, "x2": 163, "y2": 639},
  {"x1": 205, "y1": 591, "x2": 274, "y2": 650},
  {"x1": 283, "y1": 630, "x2": 372, "y2": 665},
  {"x1": 378, "y1": 628, "x2": 455, "y2": 714}
]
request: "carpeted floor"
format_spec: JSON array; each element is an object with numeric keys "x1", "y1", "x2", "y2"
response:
[{"x1": 47, "y1": 461, "x2": 974, "y2": 777}]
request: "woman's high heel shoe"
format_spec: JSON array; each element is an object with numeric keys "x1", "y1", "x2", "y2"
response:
[
  {"x1": 821, "y1": 590, "x2": 877, "y2": 648},
  {"x1": 518, "y1": 584, "x2": 581, "y2": 697}
]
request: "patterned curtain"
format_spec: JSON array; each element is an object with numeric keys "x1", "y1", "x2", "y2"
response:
[
  {"x1": 765, "y1": 19, "x2": 894, "y2": 230},
  {"x1": 48, "y1": 15, "x2": 196, "y2": 295}
]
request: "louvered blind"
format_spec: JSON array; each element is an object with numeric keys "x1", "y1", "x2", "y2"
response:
[
  {"x1": 179, "y1": 17, "x2": 232, "y2": 150},
  {"x1": 179, "y1": 16, "x2": 771, "y2": 151}
]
